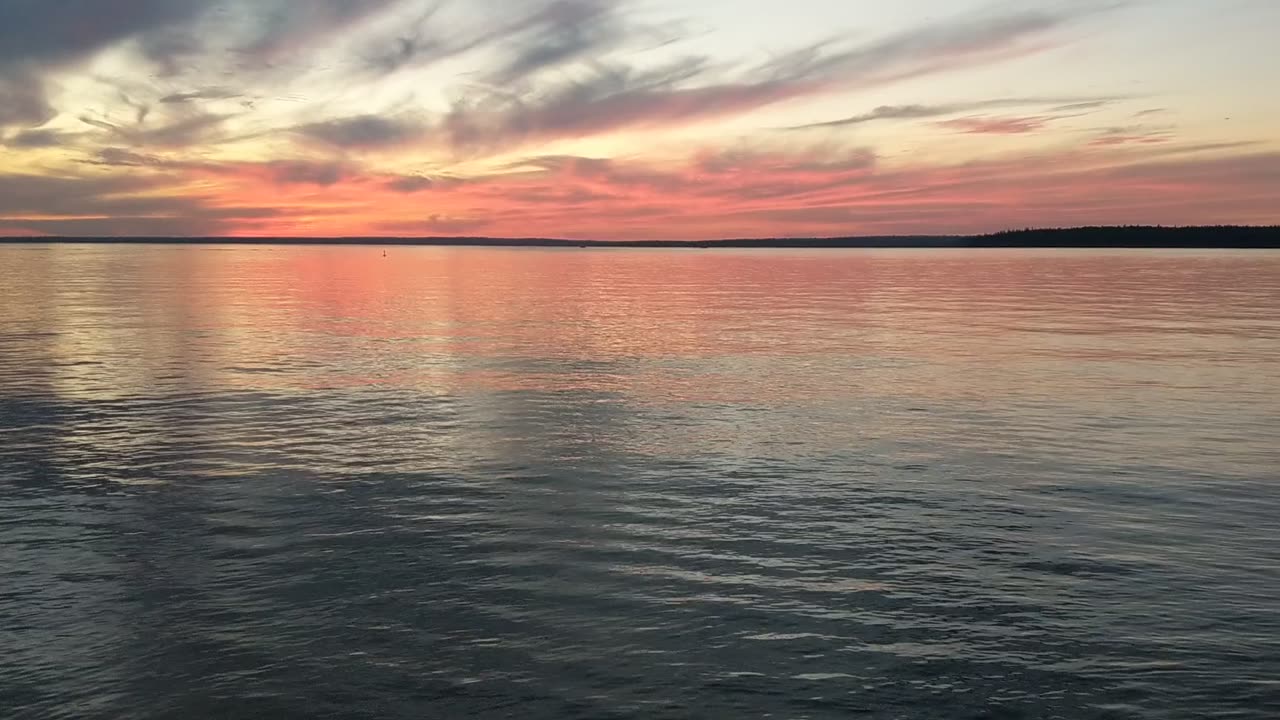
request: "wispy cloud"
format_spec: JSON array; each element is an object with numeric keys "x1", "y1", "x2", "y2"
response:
[
  {"x1": 441, "y1": 4, "x2": 1111, "y2": 152},
  {"x1": 0, "y1": 1, "x2": 1117, "y2": 147},
  {"x1": 789, "y1": 96, "x2": 1123, "y2": 130},
  {"x1": 1090, "y1": 126, "x2": 1174, "y2": 146},
  {"x1": 159, "y1": 88, "x2": 242, "y2": 104},
  {"x1": 755, "y1": 6, "x2": 1094, "y2": 87},
  {"x1": 79, "y1": 112, "x2": 230, "y2": 149},
  {"x1": 938, "y1": 115, "x2": 1055, "y2": 134},
  {"x1": 1050, "y1": 100, "x2": 1113, "y2": 113},
  {"x1": 489, "y1": 0, "x2": 633, "y2": 85}
]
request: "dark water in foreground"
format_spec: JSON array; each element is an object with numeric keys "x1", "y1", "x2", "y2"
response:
[{"x1": 2, "y1": 245, "x2": 1278, "y2": 719}]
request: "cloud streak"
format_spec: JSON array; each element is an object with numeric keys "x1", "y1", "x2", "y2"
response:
[
  {"x1": 789, "y1": 96, "x2": 1122, "y2": 130},
  {"x1": 1090, "y1": 126, "x2": 1174, "y2": 146},
  {"x1": 937, "y1": 115, "x2": 1054, "y2": 134}
]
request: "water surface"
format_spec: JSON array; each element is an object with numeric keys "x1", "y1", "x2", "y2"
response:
[{"x1": 2, "y1": 245, "x2": 1278, "y2": 719}]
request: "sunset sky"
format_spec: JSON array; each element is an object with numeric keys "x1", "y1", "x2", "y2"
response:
[{"x1": 1, "y1": 0, "x2": 1277, "y2": 239}]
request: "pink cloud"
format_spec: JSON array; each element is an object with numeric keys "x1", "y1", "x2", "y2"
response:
[
  {"x1": 171, "y1": 143, "x2": 1280, "y2": 239},
  {"x1": 0, "y1": 226, "x2": 50, "y2": 237}
]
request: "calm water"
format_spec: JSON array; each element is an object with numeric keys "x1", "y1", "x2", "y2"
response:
[{"x1": 2, "y1": 245, "x2": 1279, "y2": 719}]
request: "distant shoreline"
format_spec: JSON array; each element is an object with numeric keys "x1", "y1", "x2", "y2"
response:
[{"x1": 3, "y1": 226, "x2": 1278, "y2": 249}]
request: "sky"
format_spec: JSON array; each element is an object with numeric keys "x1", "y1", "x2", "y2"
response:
[{"x1": 0, "y1": 0, "x2": 1277, "y2": 239}]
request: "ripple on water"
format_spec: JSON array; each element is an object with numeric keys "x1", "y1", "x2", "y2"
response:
[{"x1": 2, "y1": 246, "x2": 1279, "y2": 719}]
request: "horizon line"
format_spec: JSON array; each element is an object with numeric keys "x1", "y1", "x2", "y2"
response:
[{"x1": 2, "y1": 225, "x2": 1279, "y2": 249}]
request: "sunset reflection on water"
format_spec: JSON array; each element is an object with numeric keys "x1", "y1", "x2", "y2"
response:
[{"x1": 3, "y1": 244, "x2": 1279, "y2": 719}]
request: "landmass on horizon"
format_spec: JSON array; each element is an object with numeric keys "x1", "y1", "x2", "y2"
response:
[{"x1": 3, "y1": 226, "x2": 1278, "y2": 249}]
